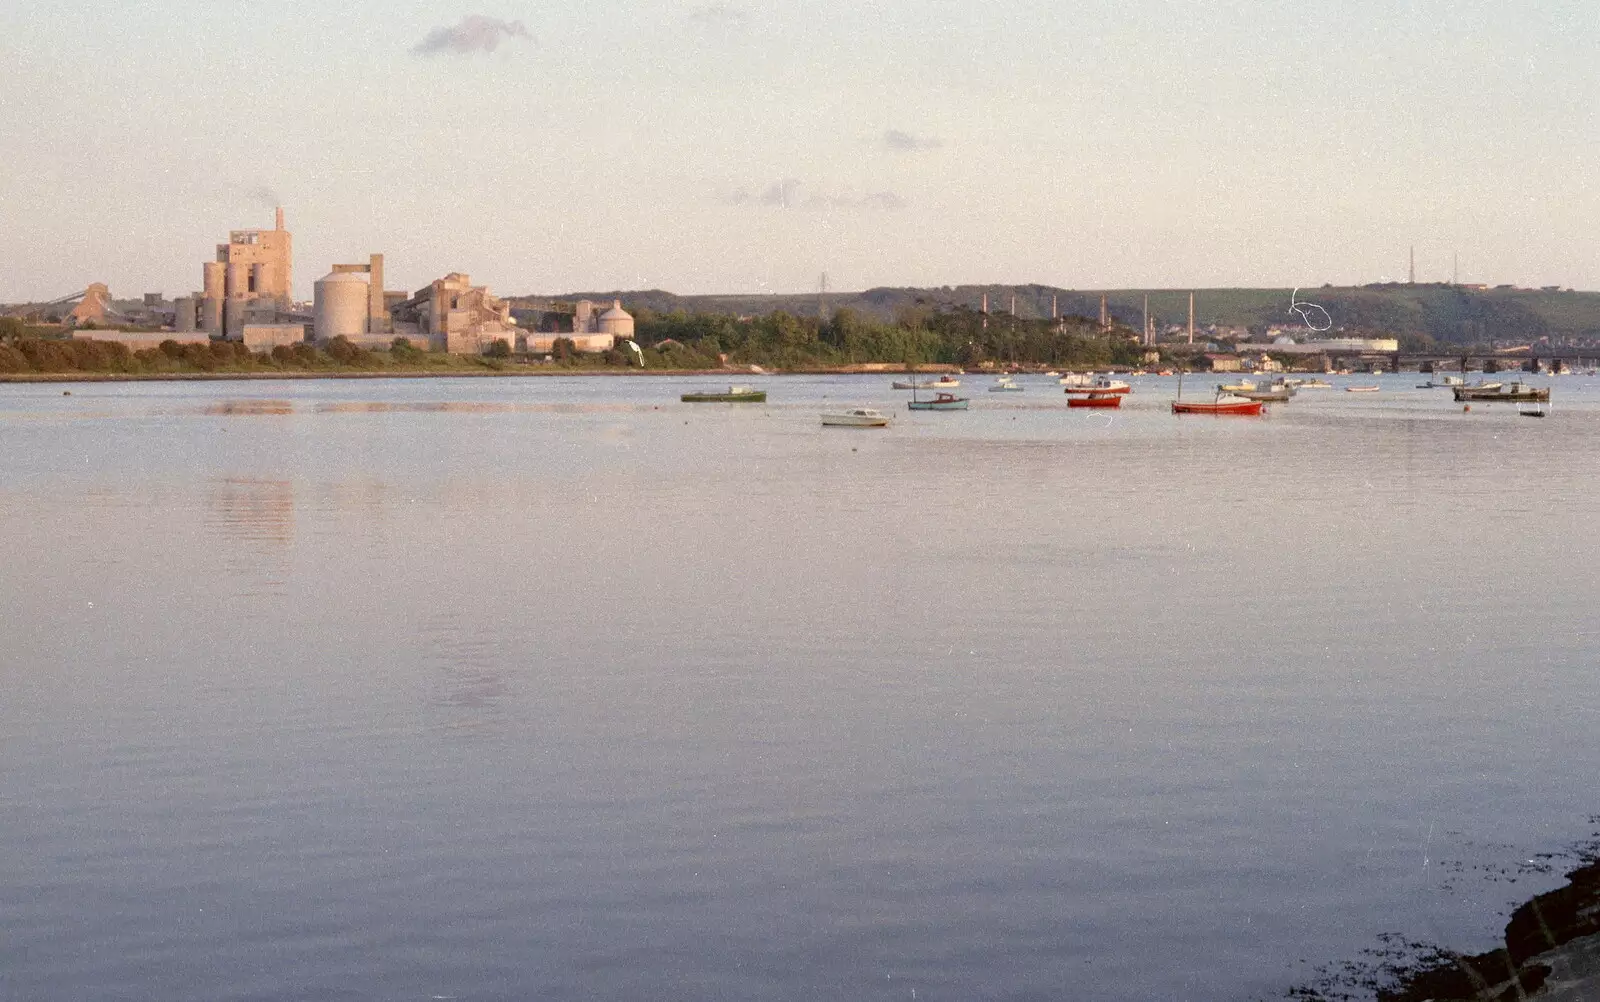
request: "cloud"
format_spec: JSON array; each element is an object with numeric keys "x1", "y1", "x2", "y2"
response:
[
  {"x1": 688, "y1": 3, "x2": 748, "y2": 25},
  {"x1": 412, "y1": 15, "x2": 532, "y2": 56},
  {"x1": 723, "y1": 180, "x2": 905, "y2": 212},
  {"x1": 883, "y1": 129, "x2": 942, "y2": 152}
]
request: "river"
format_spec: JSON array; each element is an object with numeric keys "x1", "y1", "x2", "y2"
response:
[{"x1": 2, "y1": 372, "x2": 1597, "y2": 1000}]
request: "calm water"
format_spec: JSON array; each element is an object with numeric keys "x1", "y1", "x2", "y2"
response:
[{"x1": 3, "y1": 372, "x2": 1598, "y2": 1001}]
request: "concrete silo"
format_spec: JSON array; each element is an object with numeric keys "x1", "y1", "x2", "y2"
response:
[
  {"x1": 201, "y1": 262, "x2": 225, "y2": 334},
  {"x1": 598, "y1": 299, "x2": 635, "y2": 341},
  {"x1": 173, "y1": 296, "x2": 197, "y2": 333},
  {"x1": 314, "y1": 271, "x2": 370, "y2": 342}
]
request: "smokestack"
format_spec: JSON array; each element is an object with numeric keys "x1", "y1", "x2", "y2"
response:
[
  {"x1": 1143, "y1": 294, "x2": 1150, "y2": 346},
  {"x1": 1009, "y1": 294, "x2": 1015, "y2": 317},
  {"x1": 1408, "y1": 245, "x2": 1415, "y2": 285},
  {"x1": 1051, "y1": 293, "x2": 1058, "y2": 320},
  {"x1": 1188, "y1": 292, "x2": 1195, "y2": 344},
  {"x1": 981, "y1": 292, "x2": 988, "y2": 329},
  {"x1": 276, "y1": 206, "x2": 285, "y2": 231},
  {"x1": 1099, "y1": 295, "x2": 1108, "y2": 329}
]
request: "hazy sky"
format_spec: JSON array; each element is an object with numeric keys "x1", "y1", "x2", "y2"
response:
[{"x1": 3, "y1": 0, "x2": 1597, "y2": 301}]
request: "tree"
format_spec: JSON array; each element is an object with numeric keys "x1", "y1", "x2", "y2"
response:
[
  {"x1": 0, "y1": 317, "x2": 24, "y2": 342},
  {"x1": 486, "y1": 338, "x2": 511, "y2": 358}
]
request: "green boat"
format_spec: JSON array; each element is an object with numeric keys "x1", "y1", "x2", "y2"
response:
[{"x1": 681, "y1": 385, "x2": 767, "y2": 403}]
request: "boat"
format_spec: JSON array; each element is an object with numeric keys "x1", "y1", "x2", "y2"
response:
[
  {"x1": 1172, "y1": 390, "x2": 1264, "y2": 415},
  {"x1": 892, "y1": 374, "x2": 960, "y2": 390},
  {"x1": 1297, "y1": 379, "x2": 1333, "y2": 389},
  {"x1": 1345, "y1": 385, "x2": 1380, "y2": 393},
  {"x1": 1059, "y1": 372, "x2": 1096, "y2": 388},
  {"x1": 1043, "y1": 370, "x2": 1061, "y2": 377},
  {"x1": 1519, "y1": 405, "x2": 1547, "y2": 418},
  {"x1": 1452, "y1": 380, "x2": 1550, "y2": 403},
  {"x1": 907, "y1": 391, "x2": 969, "y2": 411},
  {"x1": 1067, "y1": 393, "x2": 1122, "y2": 409},
  {"x1": 682, "y1": 385, "x2": 766, "y2": 402},
  {"x1": 989, "y1": 376, "x2": 1025, "y2": 392},
  {"x1": 821, "y1": 408, "x2": 891, "y2": 427},
  {"x1": 1232, "y1": 379, "x2": 1294, "y2": 402},
  {"x1": 1064, "y1": 377, "x2": 1131, "y2": 395},
  {"x1": 1218, "y1": 379, "x2": 1257, "y2": 393},
  {"x1": 1416, "y1": 375, "x2": 1466, "y2": 389}
]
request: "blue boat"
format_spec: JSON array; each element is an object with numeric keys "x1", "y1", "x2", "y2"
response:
[{"x1": 907, "y1": 391, "x2": 970, "y2": 411}]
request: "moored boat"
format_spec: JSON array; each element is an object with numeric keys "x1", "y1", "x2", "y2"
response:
[
  {"x1": 1452, "y1": 381, "x2": 1549, "y2": 403},
  {"x1": 1064, "y1": 377, "x2": 1131, "y2": 395},
  {"x1": 1172, "y1": 391, "x2": 1264, "y2": 415},
  {"x1": 1068, "y1": 393, "x2": 1122, "y2": 408},
  {"x1": 1297, "y1": 379, "x2": 1333, "y2": 389},
  {"x1": 1232, "y1": 379, "x2": 1294, "y2": 402},
  {"x1": 989, "y1": 376, "x2": 1025, "y2": 392},
  {"x1": 821, "y1": 407, "x2": 891, "y2": 427},
  {"x1": 1345, "y1": 385, "x2": 1380, "y2": 393},
  {"x1": 907, "y1": 391, "x2": 969, "y2": 411},
  {"x1": 682, "y1": 385, "x2": 766, "y2": 402}
]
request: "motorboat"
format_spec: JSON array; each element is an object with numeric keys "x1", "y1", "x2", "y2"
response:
[
  {"x1": 1345, "y1": 385, "x2": 1380, "y2": 393},
  {"x1": 1416, "y1": 375, "x2": 1466, "y2": 388},
  {"x1": 1172, "y1": 390, "x2": 1264, "y2": 415},
  {"x1": 682, "y1": 385, "x2": 766, "y2": 402},
  {"x1": 989, "y1": 376, "x2": 1025, "y2": 392},
  {"x1": 1297, "y1": 379, "x2": 1333, "y2": 389},
  {"x1": 1059, "y1": 372, "x2": 1096, "y2": 388},
  {"x1": 821, "y1": 408, "x2": 891, "y2": 427},
  {"x1": 1218, "y1": 379, "x2": 1257, "y2": 393},
  {"x1": 1064, "y1": 377, "x2": 1131, "y2": 395},
  {"x1": 907, "y1": 391, "x2": 969, "y2": 411},
  {"x1": 1452, "y1": 381, "x2": 1550, "y2": 403},
  {"x1": 1232, "y1": 379, "x2": 1295, "y2": 402},
  {"x1": 1067, "y1": 393, "x2": 1122, "y2": 408}
]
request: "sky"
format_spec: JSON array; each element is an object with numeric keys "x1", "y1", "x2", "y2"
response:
[{"x1": 2, "y1": 0, "x2": 1597, "y2": 302}]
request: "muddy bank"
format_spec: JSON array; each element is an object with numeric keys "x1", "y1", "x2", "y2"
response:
[{"x1": 1290, "y1": 851, "x2": 1600, "y2": 1001}]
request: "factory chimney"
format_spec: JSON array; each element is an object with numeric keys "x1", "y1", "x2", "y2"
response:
[
  {"x1": 276, "y1": 206, "x2": 285, "y2": 232},
  {"x1": 1188, "y1": 292, "x2": 1195, "y2": 344}
]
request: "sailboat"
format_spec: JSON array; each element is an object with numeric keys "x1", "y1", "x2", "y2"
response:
[{"x1": 907, "y1": 365, "x2": 969, "y2": 410}]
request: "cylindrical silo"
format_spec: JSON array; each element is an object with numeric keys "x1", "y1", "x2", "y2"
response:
[
  {"x1": 224, "y1": 297, "x2": 247, "y2": 340},
  {"x1": 202, "y1": 261, "x2": 225, "y2": 300},
  {"x1": 598, "y1": 299, "x2": 635, "y2": 340},
  {"x1": 201, "y1": 297, "x2": 222, "y2": 335},
  {"x1": 174, "y1": 296, "x2": 197, "y2": 332},
  {"x1": 314, "y1": 271, "x2": 370, "y2": 342},
  {"x1": 226, "y1": 262, "x2": 250, "y2": 301}
]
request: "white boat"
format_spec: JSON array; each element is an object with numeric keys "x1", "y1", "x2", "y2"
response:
[
  {"x1": 989, "y1": 376, "x2": 1025, "y2": 392},
  {"x1": 821, "y1": 408, "x2": 891, "y2": 427}
]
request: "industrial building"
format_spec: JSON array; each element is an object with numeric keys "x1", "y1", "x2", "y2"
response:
[
  {"x1": 388, "y1": 273, "x2": 518, "y2": 354},
  {"x1": 312, "y1": 254, "x2": 398, "y2": 347},
  {"x1": 174, "y1": 208, "x2": 297, "y2": 340},
  {"x1": 526, "y1": 299, "x2": 635, "y2": 353}
]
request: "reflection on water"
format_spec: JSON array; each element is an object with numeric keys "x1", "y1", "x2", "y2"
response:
[
  {"x1": 205, "y1": 477, "x2": 293, "y2": 597},
  {"x1": 202, "y1": 399, "x2": 294, "y2": 415}
]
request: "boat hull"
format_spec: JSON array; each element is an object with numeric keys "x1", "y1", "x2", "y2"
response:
[
  {"x1": 1067, "y1": 394, "x2": 1122, "y2": 408},
  {"x1": 1171, "y1": 400, "x2": 1264, "y2": 415},
  {"x1": 1064, "y1": 385, "x2": 1130, "y2": 395},
  {"x1": 682, "y1": 392, "x2": 766, "y2": 402},
  {"x1": 908, "y1": 400, "x2": 970, "y2": 411},
  {"x1": 1452, "y1": 386, "x2": 1550, "y2": 402}
]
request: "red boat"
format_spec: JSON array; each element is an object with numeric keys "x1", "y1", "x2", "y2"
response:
[
  {"x1": 1068, "y1": 393, "x2": 1122, "y2": 408},
  {"x1": 1171, "y1": 392, "x2": 1264, "y2": 416}
]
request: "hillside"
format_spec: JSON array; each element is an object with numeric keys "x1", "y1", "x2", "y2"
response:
[{"x1": 511, "y1": 284, "x2": 1600, "y2": 346}]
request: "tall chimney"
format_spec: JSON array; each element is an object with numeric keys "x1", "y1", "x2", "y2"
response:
[
  {"x1": 276, "y1": 206, "x2": 284, "y2": 231},
  {"x1": 1188, "y1": 292, "x2": 1195, "y2": 344}
]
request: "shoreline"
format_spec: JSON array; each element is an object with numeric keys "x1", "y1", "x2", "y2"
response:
[{"x1": 0, "y1": 364, "x2": 968, "y2": 384}]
